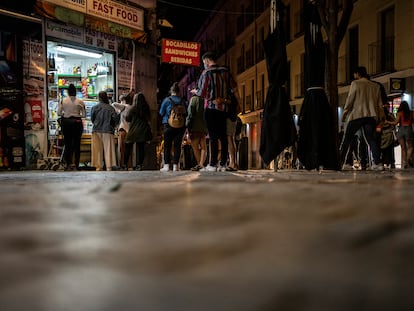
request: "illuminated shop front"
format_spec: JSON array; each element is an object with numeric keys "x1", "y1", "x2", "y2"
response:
[{"x1": 31, "y1": 0, "x2": 147, "y2": 168}]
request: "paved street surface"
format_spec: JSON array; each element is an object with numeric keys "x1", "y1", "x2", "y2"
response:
[{"x1": 1, "y1": 169, "x2": 414, "y2": 311}]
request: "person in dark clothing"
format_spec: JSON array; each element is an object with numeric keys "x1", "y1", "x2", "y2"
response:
[
  {"x1": 124, "y1": 92, "x2": 151, "y2": 171},
  {"x1": 340, "y1": 66, "x2": 385, "y2": 170},
  {"x1": 192, "y1": 51, "x2": 240, "y2": 172}
]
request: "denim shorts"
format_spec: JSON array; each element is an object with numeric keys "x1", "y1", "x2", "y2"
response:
[{"x1": 397, "y1": 125, "x2": 414, "y2": 140}]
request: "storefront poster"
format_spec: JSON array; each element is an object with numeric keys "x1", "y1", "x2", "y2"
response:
[
  {"x1": 22, "y1": 39, "x2": 47, "y2": 167},
  {"x1": 24, "y1": 99, "x2": 43, "y2": 128},
  {"x1": 117, "y1": 58, "x2": 134, "y2": 90},
  {"x1": 25, "y1": 131, "x2": 46, "y2": 169},
  {"x1": 22, "y1": 40, "x2": 46, "y2": 131}
]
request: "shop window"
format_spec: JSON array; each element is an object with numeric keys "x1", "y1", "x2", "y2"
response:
[{"x1": 46, "y1": 41, "x2": 115, "y2": 138}]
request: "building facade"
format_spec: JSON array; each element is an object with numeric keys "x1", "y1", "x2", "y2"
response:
[{"x1": 179, "y1": 0, "x2": 414, "y2": 169}]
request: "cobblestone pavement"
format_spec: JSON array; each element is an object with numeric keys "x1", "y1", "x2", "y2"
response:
[{"x1": 1, "y1": 169, "x2": 414, "y2": 311}]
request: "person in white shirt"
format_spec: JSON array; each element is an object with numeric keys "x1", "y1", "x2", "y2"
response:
[
  {"x1": 112, "y1": 92, "x2": 133, "y2": 169},
  {"x1": 57, "y1": 83, "x2": 86, "y2": 170}
]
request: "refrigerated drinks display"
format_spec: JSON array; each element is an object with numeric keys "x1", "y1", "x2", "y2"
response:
[{"x1": 46, "y1": 41, "x2": 115, "y2": 163}]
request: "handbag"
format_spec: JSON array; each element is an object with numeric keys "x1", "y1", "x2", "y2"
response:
[
  {"x1": 380, "y1": 126, "x2": 396, "y2": 149},
  {"x1": 393, "y1": 129, "x2": 399, "y2": 147}
]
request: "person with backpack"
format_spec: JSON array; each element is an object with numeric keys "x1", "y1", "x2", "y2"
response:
[{"x1": 159, "y1": 82, "x2": 187, "y2": 172}]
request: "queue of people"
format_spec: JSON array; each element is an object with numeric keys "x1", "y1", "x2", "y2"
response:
[{"x1": 57, "y1": 62, "x2": 413, "y2": 173}]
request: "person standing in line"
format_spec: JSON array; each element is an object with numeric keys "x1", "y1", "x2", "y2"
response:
[
  {"x1": 186, "y1": 93, "x2": 208, "y2": 171},
  {"x1": 57, "y1": 83, "x2": 86, "y2": 170},
  {"x1": 112, "y1": 92, "x2": 133, "y2": 169},
  {"x1": 387, "y1": 100, "x2": 414, "y2": 168},
  {"x1": 91, "y1": 91, "x2": 120, "y2": 171},
  {"x1": 124, "y1": 92, "x2": 152, "y2": 171},
  {"x1": 340, "y1": 66, "x2": 385, "y2": 170},
  {"x1": 192, "y1": 51, "x2": 240, "y2": 172},
  {"x1": 159, "y1": 82, "x2": 186, "y2": 172}
]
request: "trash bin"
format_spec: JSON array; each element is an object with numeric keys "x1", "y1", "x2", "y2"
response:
[{"x1": 238, "y1": 136, "x2": 248, "y2": 170}]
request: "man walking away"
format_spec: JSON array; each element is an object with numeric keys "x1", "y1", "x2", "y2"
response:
[{"x1": 340, "y1": 66, "x2": 385, "y2": 170}]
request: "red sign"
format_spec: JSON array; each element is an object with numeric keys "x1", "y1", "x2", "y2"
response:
[{"x1": 161, "y1": 39, "x2": 201, "y2": 66}]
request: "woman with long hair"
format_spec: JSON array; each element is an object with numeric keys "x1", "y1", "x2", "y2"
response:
[
  {"x1": 389, "y1": 101, "x2": 414, "y2": 168},
  {"x1": 124, "y1": 92, "x2": 151, "y2": 170}
]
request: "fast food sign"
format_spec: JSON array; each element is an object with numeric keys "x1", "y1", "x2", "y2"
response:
[
  {"x1": 39, "y1": 0, "x2": 144, "y2": 31},
  {"x1": 87, "y1": 0, "x2": 144, "y2": 31},
  {"x1": 161, "y1": 39, "x2": 201, "y2": 66}
]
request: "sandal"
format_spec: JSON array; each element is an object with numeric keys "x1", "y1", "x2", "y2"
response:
[
  {"x1": 225, "y1": 166, "x2": 237, "y2": 171},
  {"x1": 191, "y1": 164, "x2": 203, "y2": 171}
]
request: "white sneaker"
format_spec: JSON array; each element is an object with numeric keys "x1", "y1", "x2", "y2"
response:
[
  {"x1": 371, "y1": 163, "x2": 384, "y2": 171},
  {"x1": 200, "y1": 164, "x2": 217, "y2": 172},
  {"x1": 160, "y1": 164, "x2": 170, "y2": 172},
  {"x1": 217, "y1": 165, "x2": 227, "y2": 172},
  {"x1": 173, "y1": 164, "x2": 179, "y2": 171}
]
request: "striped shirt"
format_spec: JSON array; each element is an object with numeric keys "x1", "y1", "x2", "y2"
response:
[{"x1": 196, "y1": 65, "x2": 237, "y2": 111}]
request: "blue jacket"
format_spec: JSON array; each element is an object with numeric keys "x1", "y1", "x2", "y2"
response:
[{"x1": 159, "y1": 95, "x2": 185, "y2": 124}]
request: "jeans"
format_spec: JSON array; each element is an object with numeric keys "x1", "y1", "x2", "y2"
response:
[{"x1": 163, "y1": 124, "x2": 185, "y2": 165}]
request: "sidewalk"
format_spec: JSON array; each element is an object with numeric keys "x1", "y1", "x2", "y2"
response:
[{"x1": 1, "y1": 169, "x2": 414, "y2": 310}]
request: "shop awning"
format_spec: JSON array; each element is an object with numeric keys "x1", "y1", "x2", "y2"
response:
[{"x1": 34, "y1": 0, "x2": 147, "y2": 42}]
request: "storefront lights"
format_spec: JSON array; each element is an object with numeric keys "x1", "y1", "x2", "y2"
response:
[{"x1": 56, "y1": 46, "x2": 102, "y2": 59}]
